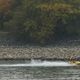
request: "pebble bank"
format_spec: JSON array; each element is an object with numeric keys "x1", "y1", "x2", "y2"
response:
[{"x1": 0, "y1": 45, "x2": 80, "y2": 60}]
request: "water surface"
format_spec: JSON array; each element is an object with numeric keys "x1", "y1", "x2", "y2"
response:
[
  {"x1": 0, "y1": 66, "x2": 80, "y2": 80},
  {"x1": 0, "y1": 60, "x2": 80, "y2": 80},
  {"x1": 0, "y1": 60, "x2": 79, "y2": 80}
]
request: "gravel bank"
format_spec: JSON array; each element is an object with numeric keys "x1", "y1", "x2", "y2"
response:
[{"x1": 0, "y1": 45, "x2": 80, "y2": 60}]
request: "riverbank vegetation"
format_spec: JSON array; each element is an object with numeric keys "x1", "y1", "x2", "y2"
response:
[{"x1": 0, "y1": 0, "x2": 80, "y2": 45}]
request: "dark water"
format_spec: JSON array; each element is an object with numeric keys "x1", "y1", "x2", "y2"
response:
[{"x1": 0, "y1": 66, "x2": 80, "y2": 80}]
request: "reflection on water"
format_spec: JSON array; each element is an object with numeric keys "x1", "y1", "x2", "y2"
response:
[
  {"x1": 0, "y1": 60, "x2": 79, "y2": 80},
  {"x1": 0, "y1": 67, "x2": 80, "y2": 80}
]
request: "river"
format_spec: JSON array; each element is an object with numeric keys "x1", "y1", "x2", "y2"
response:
[{"x1": 0, "y1": 60, "x2": 80, "y2": 80}]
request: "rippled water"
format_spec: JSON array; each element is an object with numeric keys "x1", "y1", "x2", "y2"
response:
[
  {"x1": 0, "y1": 67, "x2": 80, "y2": 80},
  {"x1": 0, "y1": 60, "x2": 79, "y2": 80}
]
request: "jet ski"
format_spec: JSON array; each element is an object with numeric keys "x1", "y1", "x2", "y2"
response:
[{"x1": 69, "y1": 57, "x2": 80, "y2": 65}]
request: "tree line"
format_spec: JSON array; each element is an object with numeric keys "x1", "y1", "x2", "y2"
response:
[{"x1": 0, "y1": 0, "x2": 80, "y2": 44}]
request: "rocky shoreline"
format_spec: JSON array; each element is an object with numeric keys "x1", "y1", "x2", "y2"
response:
[{"x1": 0, "y1": 45, "x2": 80, "y2": 60}]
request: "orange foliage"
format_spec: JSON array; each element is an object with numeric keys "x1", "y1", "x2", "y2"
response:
[{"x1": 0, "y1": 0, "x2": 13, "y2": 13}]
